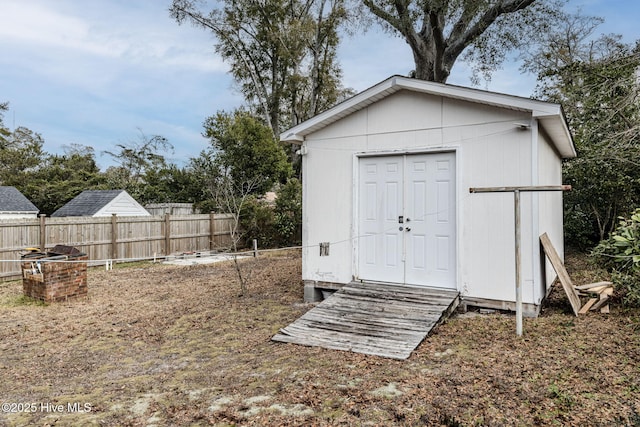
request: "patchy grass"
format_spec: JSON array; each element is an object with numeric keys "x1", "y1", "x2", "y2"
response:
[
  {"x1": 1, "y1": 294, "x2": 49, "y2": 307},
  {"x1": 0, "y1": 249, "x2": 638, "y2": 426}
]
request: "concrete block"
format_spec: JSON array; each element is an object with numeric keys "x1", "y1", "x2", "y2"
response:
[{"x1": 303, "y1": 281, "x2": 323, "y2": 303}]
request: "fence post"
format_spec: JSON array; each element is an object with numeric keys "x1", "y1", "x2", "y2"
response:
[
  {"x1": 164, "y1": 213, "x2": 171, "y2": 256},
  {"x1": 209, "y1": 212, "x2": 216, "y2": 251},
  {"x1": 111, "y1": 214, "x2": 118, "y2": 264},
  {"x1": 253, "y1": 239, "x2": 258, "y2": 258},
  {"x1": 39, "y1": 214, "x2": 47, "y2": 252}
]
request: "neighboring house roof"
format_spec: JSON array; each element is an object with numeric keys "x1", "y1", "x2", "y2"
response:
[
  {"x1": 0, "y1": 186, "x2": 39, "y2": 213},
  {"x1": 280, "y1": 75, "x2": 576, "y2": 158},
  {"x1": 51, "y1": 190, "x2": 149, "y2": 217}
]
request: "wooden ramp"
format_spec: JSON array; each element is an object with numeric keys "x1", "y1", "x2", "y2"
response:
[{"x1": 272, "y1": 282, "x2": 459, "y2": 360}]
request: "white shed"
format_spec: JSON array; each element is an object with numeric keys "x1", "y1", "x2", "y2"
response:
[
  {"x1": 51, "y1": 190, "x2": 150, "y2": 217},
  {"x1": 280, "y1": 76, "x2": 576, "y2": 316}
]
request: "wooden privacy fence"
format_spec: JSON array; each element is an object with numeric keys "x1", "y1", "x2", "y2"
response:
[{"x1": 0, "y1": 213, "x2": 234, "y2": 279}]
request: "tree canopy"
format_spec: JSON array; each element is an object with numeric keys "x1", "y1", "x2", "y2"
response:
[
  {"x1": 170, "y1": 0, "x2": 353, "y2": 135},
  {"x1": 0, "y1": 126, "x2": 45, "y2": 187},
  {"x1": 102, "y1": 130, "x2": 175, "y2": 203},
  {"x1": 524, "y1": 10, "x2": 640, "y2": 247},
  {"x1": 201, "y1": 110, "x2": 292, "y2": 196},
  {"x1": 363, "y1": 0, "x2": 564, "y2": 83},
  {"x1": 6, "y1": 1, "x2": 640, "y2": 255},
  {"x1": 23, "y1": 145, "x2": 106, "y2": 215},
  {"x1": 0, "y1": 102, "x2": 9, "y2": 144}
]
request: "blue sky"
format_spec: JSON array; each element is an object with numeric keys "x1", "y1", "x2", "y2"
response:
[{"x1": 1, "y1": 0, "x2": 639, "y2": 169}]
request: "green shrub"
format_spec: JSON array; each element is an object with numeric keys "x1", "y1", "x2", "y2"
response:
[
  {"x1": 274, "y1": 178, "x2": 302, "y2": 246},
  {"x1": 239, "y1": 196, "x2": 278, "y2": 248},
  {"x1": 564, "y1": 202, "x2": 598, "y2": 250},
  {"x1": 238, "y1": 179, "x2": 302, "y2": 249},
  {"x1": 610, "y1": 270, "x2": 640, "y2": 308},
  {"x1": 592, "y1": 208, "x2": 640, "y2": 307}
]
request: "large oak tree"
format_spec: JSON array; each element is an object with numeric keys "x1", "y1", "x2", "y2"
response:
[{"x1": 363, "y1": 0, "x2": 563, "y2": 82}]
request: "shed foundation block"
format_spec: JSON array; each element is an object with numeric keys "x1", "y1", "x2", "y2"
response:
[{"x1": 304, "y1": 281, "x2": 323, "y2": 302}]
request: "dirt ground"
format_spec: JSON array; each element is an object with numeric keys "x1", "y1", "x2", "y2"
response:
[{"x1": 0, "y1": 250, "x2": 638, "y2": 426}]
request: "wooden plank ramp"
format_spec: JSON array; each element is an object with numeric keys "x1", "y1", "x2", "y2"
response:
[{"x1": 272, "y1": 282, "x2": 459, "y2": 360}]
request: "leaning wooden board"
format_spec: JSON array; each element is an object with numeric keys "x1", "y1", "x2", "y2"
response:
[{"x1": 540, "y1": 233, "x2": 582, "y2": 316}]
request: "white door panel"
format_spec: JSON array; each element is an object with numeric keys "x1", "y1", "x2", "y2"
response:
[{"x1": 358, "y1": 157, "x2": 404, "y2": 283}]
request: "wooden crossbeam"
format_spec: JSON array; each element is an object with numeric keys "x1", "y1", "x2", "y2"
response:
[
  {"x1": 574, "y1": 281, "x2": 613, "y2": 291},
  {"x1": 591, "y1": 294, "x2": 610, "y2": 311},
  {"x1": 578, "y1": 298, "x2": 598, "y2": 314}
]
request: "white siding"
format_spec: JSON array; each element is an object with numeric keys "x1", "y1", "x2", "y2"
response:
[
  {"x1": 94, "y1": 192, "x2": 150, "y2": 217},
  {"x1": 302, "y1": 128, "x2": 366, "y2": 283},
  {"x1": 365, "y1": 91, "x2": 444, "y2": 151},
  {"x1": 537, "y1": 126, "x2": 565, "y2": 299},
  {"x1": 0, "y1": 212, "x2": 38, "y2": 220},
  {"x1": 441, "y1": 98, "x2": 536, "y2": 304}
]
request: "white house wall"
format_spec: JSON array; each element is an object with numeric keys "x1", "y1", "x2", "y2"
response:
[
  {"x1": 441, "y1": 98, "x2": 536, "y2": 304},
  {"x1": 302, "y1": 131, "x2": 366, "y2": 283},
  {"x1": 303, "y1": 89, "x2": 551, "y2": 306},
  {"x1": 94, "y1": 192, "x2": 150, "y2": 217},
  {"x1": 537, "y1": 126, "x2": 565, "y2": 298},
  {"x1": 0, "y1": 212, "x2": 38, "y2": 220}
]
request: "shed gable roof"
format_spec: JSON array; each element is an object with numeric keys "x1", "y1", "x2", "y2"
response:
[
  {"x1": 281, "y1": 75, "x2": 576, "y2": 158},
  {"x1": 51, "y1": 190, "x2": 125, "y2": 217},
  {"x1": 0, "y1": 186, "x2": 39, "y2": 213}
]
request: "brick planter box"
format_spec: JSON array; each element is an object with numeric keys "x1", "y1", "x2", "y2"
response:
[{"x1": 21, "y1": 246, "x2": 88, "y2": 302}]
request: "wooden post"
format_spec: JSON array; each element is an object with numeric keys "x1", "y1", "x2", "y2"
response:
[
  {"x1": 111, "y1": 214, "x2": 118, "y2": 264},
  {"x1": 469, "y1": 185, "x2": 571, "y2": 337},
  {"x1": 253, "y1": 239, "x2": 258, "y2": 258},
  {"x1": 209, "y1": 212, "x2": 216, "y2": 251},
  {"x1": 39, "y1": 214, "x2": 46, "y2": 252},
  {"x1": 514, "y1": 190, "x2": 522, "y2": 336},
  {"x1": 164, "y1": 213, "x2": 171, "y2": 256}
]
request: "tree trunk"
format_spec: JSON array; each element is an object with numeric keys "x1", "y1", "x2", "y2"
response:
[
  {"x1": 411, "y1": 43, "x2": 451, "y2": 83},
  {"x1": 364, "y1": 0, "x2": 539, "y2": 84},
  {"x1": 413, "y1": 56, "x2": 450, "y2": 83}
]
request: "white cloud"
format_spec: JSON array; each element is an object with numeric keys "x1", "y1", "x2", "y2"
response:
[
  {"x1": 0, "y1": 3, "x2": 82, "y2": 43},
  {"x1": 0, "y1": 2, "x2": 128, "y2": 58},
  {"x1": 0, "y1": 0, "x2": 236, "y2": 165},
  {"x1": 0, "y1": 0, "x2": 226, "y2": 76}
]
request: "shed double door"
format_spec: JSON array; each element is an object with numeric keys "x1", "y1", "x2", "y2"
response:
[{"x1": 358, "y1": 152, "x2": 456, "y2": 288}]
